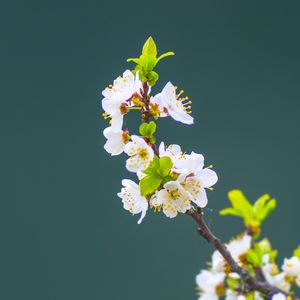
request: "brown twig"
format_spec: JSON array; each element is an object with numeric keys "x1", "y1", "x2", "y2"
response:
[{"x1": 188, "y1": 207, "x2": 299, "y2": 300}]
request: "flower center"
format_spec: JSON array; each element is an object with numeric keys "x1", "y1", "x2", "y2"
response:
[
  {"x1": 139, "y1": 148, "x2": 149, "y2": 159},
  {"x1": 122, "y1": 130, "x2": 130, "y2": 144},
  {"x1": 169, "y1": 189, "x2": 180, "y2": 199},
  {"x1": 119, "y1": 104, "x2": 129, "y2": 115},
  {"x1": 215, "y1": 283, "x2": 225, "y2": 297}
]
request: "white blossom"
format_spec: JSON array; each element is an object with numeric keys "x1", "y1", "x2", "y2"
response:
[
  {"x1": 282, "y1": 256, "x2": 300, "y2": 278},
  {"x1": 272, "y1": 293, "x2": 287, "y2": 300},
  {"x1": 102, "y1": 70, "x2": 142, "y2": 131},
  {"x1": 225, "y1": 290, "x2": 245, "y2": 300},
  {"x1": 152, "y1": 180, "x2": 192, "y2": 218},
  {"x1": 211, "y1": 235, "x2": 251, "y2": 272},
  {"x1": 103, "y1": 127, "x2": 128, "y2": 155},
  {"x1": 117, "y1": 179, "x2": 148, "y2": 224},
  {"x1": 158, "y1": 142, "x2": 183, "y2": 167},
  {"x1": 262, "y1": 255, "x2": 291, "y2": 293},
  {"x1": 227, "y1": 235, "x2": 251, "y2": 265},
  {"x1": 263, "y1": 271, "x2": 291, "y2": 294},
  {"x1": 159, "y1": 143, "x2": 218, "y2": 208},
  {"x1": 212, "y1": 250, "x2": 226, "y2": 272},
  {"x1": 196, "y1": 270, "x2": 225, "y2": 300},
  {"x1": 124, "y1": 135, "x2": 154, "y2": 172},
  {"x1": 226, "y1": 291, "x2": 263, "y2": 300},
  {"x1": 151, "y1": 82, "x2": 194, "y2": 125}
]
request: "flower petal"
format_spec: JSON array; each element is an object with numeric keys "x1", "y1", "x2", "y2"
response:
[{"x1": 197, "y1": 168, "x2": 218, "y2": 188}]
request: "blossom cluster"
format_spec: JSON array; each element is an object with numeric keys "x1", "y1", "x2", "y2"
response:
[
  {"x1": 195, "y1": 191, "x2": 300, "y2": 300},
  {"x1": 101, "y1": 38, "x2": 217, "y2": 224}
]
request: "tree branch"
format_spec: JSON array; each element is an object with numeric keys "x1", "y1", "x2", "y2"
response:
[{"x1": 188, "y1": 207, "x2": 299, "y2": 300}]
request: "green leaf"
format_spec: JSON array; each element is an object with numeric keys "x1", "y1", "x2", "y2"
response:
[
  {"x1": 245, "y1": 292, "x2": 255, "y2": 300},
  {"x1": 247, "y1": 249, "x2": 260, "y2": 266},
  {"x1": 156, "y1": 51, "x2": 175, "y2": 63},
  {"x1": 146, "y1": 70, "x2": 159, "y2": 86},
  {"x1": 294, "y1": 246, "x2": 300, "y2": 259},
  {"x1": 226, "y1": 276, "x2": 240, "y2": 290},
  {"x1": 137, "y1": 54, "x2": 157, "y2": 71},
  {"x1": 142, "y1": 156, "x2": 160, "y2": 176},
  {"x1": 253, "y1": 194, "x2": 276, "y2": 223},
  {"x1": 126, "y1": 58, "x2": 140, "y2": 63},
  {"x1": 139, "y1": 121, "x2": 157, "y2": 137},
  {"x1": 219, "y1": 208, "x2": 242, "y2": 217},
  {"x1": 159, "y1": 156, "x2": 173, "y2": 177},
  {"x1": 139, "y1": 123, "x2": 149, "y2": 136},
  {"x1": 139, "y1": 175, "x2": 162, "y2": 196},
  {"x1": 256, "y1": 238, "x2": 272, "y2": 253},
  {"x1": 227, "y1": 190, "x2": 254, "y2": 223},
  {"x1": 147, "y1": 121, "x2": 156, "y2": 135},
  {"x1": 142, "y1": 36, "x2": 157, "y2": 57},
  {"x1": 258, "y1": 199, "x2": 276, "y2": 221}
]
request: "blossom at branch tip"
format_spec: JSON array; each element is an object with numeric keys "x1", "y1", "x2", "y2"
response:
[
  {"x1": 151, "y1": 81, "x2": 194, "y2": 125},
  {"x1": 103, "y1": 127, "x2": 129, "y2": 156},
  {"x1": 196, "y1": 270, "x2": 225, "y2": 300},
  {"x1": 117, "y1": 179, "x2": 148, "y2": 224},
  {"x1": 102, "y1": 70, "x2": 142, "y2": 131},
  {"x1": 124, "y1": 135, "x2": 154, "y2": 172}
]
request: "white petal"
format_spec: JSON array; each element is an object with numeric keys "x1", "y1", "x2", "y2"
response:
[
  {"x1": 169, "y1": 109, "x2": 194, "y2": 125},
  {"x1": 197, "y1": 168, "x2": 218, "y2": 188},
  {"x1": 137, "y1": 209, "x2": 147, "y2": 224},
  {"x1": 102, "y1": 98, "x2": 120, "y2": 114},
  {"x1": 162, "y1": 81, "x2": 176, "y2": 97},
  {"x1": 158, "y1": 141, "x2": 165, "y2": 155},
  {"x1": 103, "y1": 127, "x2": 124, "y2": 155},
  {"x1": 110, "y1": 113, "x2": 123, "y2": 131},
  {"x1": 193, "y1": 188, "x2": 208, "y2": 208}
]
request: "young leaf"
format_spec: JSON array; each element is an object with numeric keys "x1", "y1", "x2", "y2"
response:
[
  {"x1": 126, "y1": 58, "x2": 140, "y2": 63},
  {"x1": 258, "y1": 199, "x2": 276, "y2": 221},
  {"x1": 247, "y1": 249, "x2": 260, "y2": 266},
  {"x1": 139, "y1": 123, "x2": 149, "y2": 136},
  {"x1": 139, "y1": 175, "x2": 162, "y2": 196},
  {"x1": 159, "y1": 156, "x2": 173, "y2": 177},
  {"x1": 139, "y1": 121, "x2": 157, "y2": 138},
  {"x1": 147, "y1": 121, "x2": 157, "y2": 136},
  {"x1": 142, "y1": 36, "x2": 157, "y2": 57},
  {"x1": 245, "y1": 292, "x2": 255, "y2": 300},
  {"x1": 227, "y1": 190, "x2": 253, "y2": 223},
  {"x1": 147, "y1": 70, "x2": 159, "y2": 86},
  {"x1": 138, "y1": 54, "x2": 157, "y2": 71},
  {"x1": 156, "y1": 51, "x2": 175, "y2": 63},
  {"x1": 219, "y1": 208, "x2": 242, "y2": 217},
  {"x1": 142, "y1": 156, "x2": 160, "y2": 176}
]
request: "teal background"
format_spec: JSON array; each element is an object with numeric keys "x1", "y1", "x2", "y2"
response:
[{"x1": 1, "y1": 1, "x2": 300, "y2": 299}]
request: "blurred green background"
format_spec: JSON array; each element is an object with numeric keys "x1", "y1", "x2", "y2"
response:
[{"x1": 1, "y1": 1, "x2": 300, "y2": 299}]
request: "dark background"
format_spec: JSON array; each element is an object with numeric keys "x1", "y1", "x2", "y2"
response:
[{"x1": 1, "y1": 1, "x2": 300, "y2": 299}]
